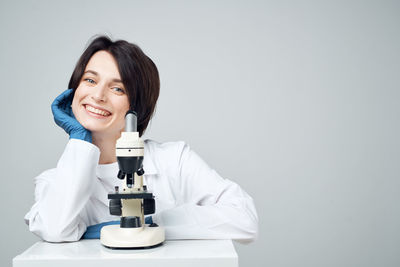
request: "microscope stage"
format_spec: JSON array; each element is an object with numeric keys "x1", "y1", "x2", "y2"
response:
[{"x1": 108, "y1": 192, "x2": 154, "y2": 199}]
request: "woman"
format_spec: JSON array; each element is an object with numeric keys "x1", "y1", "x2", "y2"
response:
[{"x1": 24, "y1": 35, "x2": 258, "y2": 243}]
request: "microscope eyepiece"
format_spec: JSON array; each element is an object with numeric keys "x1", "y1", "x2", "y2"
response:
[
  {"x1": 125, "y1": 110, "x2": 137, "y2": 132},
  {"x1": 125, "y1": 110, "x2": 137, "y2": 116}
]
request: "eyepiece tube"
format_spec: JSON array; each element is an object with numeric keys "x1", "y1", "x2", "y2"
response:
[{"x1": 125, "y1": 110, "x2": 137, "y2": 132}]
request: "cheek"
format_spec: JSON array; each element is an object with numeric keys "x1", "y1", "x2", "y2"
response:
[
  {"x1": 117, "y1": 115, "x2": 126, "y2": 130},
  {"x1": 71, "y1": 87, "x2": 87, "y2": 121},
  {"x1": 114, "y1": 99, "x2": 130, "y2": 129},
  {"x1": 71, "y1": 91, "x2": 80, "y2": 116}
]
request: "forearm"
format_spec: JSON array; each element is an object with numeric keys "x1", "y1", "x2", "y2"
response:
[
  {"x1": 25, "y1": 139, "x2": 100, "y2": 242},
  {"x1": 154, "y1": 198, "x2": 258, "y2": 242},
  {"x1": 161, "y1": 142, "x2": 259, "y2": 242}
]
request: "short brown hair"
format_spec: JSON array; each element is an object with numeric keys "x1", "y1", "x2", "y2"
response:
[{"x1": 68, "y1": 35, "x2": 160, "y2": 137}]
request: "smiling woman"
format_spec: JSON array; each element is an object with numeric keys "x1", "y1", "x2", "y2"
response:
[
  {"x1": 68, "y1": 36, "x2": 160, "y2": 138},
  {"x1": 24, "y1": 35, "x2": 258, "y2": 243},
  {"x1": 71, "y1": 51, "x2": 131, "y2": 164},
  {"x1": 72, "y1": 51, "x2": 129, "y2": 135}
]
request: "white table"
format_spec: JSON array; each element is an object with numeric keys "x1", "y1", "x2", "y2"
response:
[{"x1": 13, "y1": 239, "x2": 238, "y2": 267}]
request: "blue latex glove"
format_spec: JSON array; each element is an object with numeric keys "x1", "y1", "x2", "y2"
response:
[
  {"x1": 145, "y1": 216, "x2": 153, "y2": 225},
  {"x1": 81, "y1": 217, "x2": 153, "y2": 239},
  {"x1": 51, "y1": 89, "x2": 92, "y2": 143},
  {"x1": 82, "y1": 220, "x2": 120, "y2": 239}
]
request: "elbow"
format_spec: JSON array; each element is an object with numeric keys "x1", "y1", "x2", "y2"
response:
[
  {"x1": 41, "y1": 230, "x2": 80, "y2": 243},
  {"x1": 42, "y1": 234, "x2": 65, "y2": 243},
  {"x1": 28, "y1": 220, "x2": 83, "y2": 243},
  {"x1": 235, "y1": 215, "x2": 259, "y2": 244},
  {"x1": 243, "y1": 197, "x2": 259, "y2": 243},
  {"x1": 42, "y1": 222, "x2": 85, "y2": 242},
  {"x1": 246, "y1": 224, "x2": 259, "y2": 243},
  {"x1": 231, "y1": 200, "x2": 259, "y2": 243}
]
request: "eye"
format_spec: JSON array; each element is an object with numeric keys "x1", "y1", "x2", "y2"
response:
[
  {"x1": 84, "y1": 78, "x2": 95, "y2": 84},
  {"x1": 113, "y1": 87, "x2": 125, "y2": 94}
]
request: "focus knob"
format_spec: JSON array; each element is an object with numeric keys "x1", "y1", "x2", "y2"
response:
[
  {"x1": 143, "y1": 198, "x2": 155, "y2": 215},
  {"x1": 109, "y1": 199, "x2": 122, "y2": 216}
]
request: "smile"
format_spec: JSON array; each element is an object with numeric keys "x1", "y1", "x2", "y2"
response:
[{"x1": 84, "y1": 104, "x2": 111, "y2": 117}]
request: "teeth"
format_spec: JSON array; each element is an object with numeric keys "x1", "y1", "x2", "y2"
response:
[{"x1": 85, "y1": 105, "x2": 111, "y2": 116}]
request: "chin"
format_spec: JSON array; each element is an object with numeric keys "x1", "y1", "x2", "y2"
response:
[
  {"x1": 77, "y1": 116, "x2": 102, "y2": 130},
  {"x1": 84, "y1": 122, "x2": 122, "y2": 138},
  {"x1": 82, "y1": 121, "x2": 107, "y2": 132}
]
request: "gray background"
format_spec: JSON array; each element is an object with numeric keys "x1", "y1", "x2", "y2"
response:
[{"x1": 0, "y1": 0, "x2": 399, "y2": 266}]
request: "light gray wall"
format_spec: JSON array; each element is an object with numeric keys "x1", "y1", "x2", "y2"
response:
[{"x1": 1, "y1": 0, "x2": 399, "y2": 266}]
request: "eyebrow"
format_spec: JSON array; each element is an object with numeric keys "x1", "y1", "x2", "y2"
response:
[{"x1": 83, "y1": 70, "x2": 123, "y2": 83}]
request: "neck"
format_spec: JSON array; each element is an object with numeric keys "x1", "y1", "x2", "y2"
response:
[{"x1": 92, "y1": 132, "x2": 121, "y2": 164}]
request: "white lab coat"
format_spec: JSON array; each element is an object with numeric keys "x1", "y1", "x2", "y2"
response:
[{"x1": 25, "y1": 139, "x2": 258, "y2": 243}]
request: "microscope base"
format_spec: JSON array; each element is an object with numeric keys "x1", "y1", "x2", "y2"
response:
[{"x1": 100, "y1": 225, "x2": 165, "y2": 249}]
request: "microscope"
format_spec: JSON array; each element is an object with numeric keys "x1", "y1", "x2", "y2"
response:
[{"x1": 100, "y1": 110, "x2": 165, "y2": 248}]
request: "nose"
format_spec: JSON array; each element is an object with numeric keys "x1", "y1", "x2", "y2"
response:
[{"x1": 91, "y1": 83, "x2": 107, "y2": 102}]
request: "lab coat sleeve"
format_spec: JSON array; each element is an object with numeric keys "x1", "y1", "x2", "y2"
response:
[
  {"x1": 153, "y1": 142, "x2": 259, "y2": 243},
  {"x1": 24, "y1": 139, "x2": 100, "y2": 242}
]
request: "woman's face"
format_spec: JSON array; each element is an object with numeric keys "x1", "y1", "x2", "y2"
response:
[{"x1": 72, "y1": 50, "x2": 130, "y2": 137}]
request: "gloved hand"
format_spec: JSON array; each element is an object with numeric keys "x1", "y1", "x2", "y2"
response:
[
  {"x1": 145, "y1": 216, "x2": 153, "y2": 224},
  {"x1": 81, "y1": 217, "x2": 154, "y2": 239},
  {"x1": 82, "y1": 220, "x2": 120, "y2": 239},
  {"x1": 51, "y1": 89, "x2": 92, "y2": 143}
]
